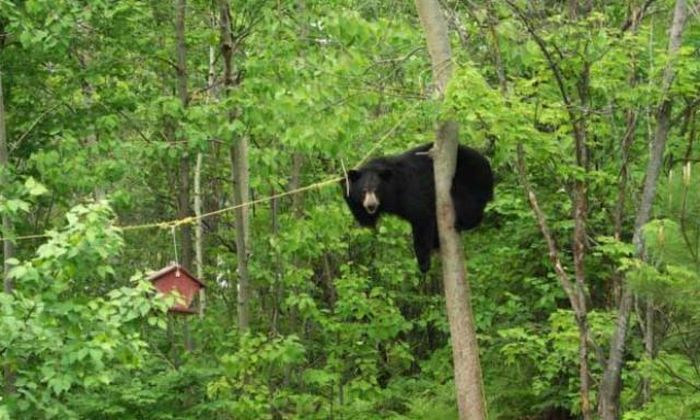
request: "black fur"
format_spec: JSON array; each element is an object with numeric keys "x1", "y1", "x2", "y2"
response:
[{"x1": 341, "y1": 143, "x2": 494, "y2": 273}]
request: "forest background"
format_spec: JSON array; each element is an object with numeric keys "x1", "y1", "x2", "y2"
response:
[{"x1": 1, "y1": 0, "x2": 699, "y2": 419}]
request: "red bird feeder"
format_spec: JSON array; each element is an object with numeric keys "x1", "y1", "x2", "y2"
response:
[{"x1": 148, "y1": 263, "x2": 205, "y2": 314}]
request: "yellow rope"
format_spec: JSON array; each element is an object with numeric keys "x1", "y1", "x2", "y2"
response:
[
  {"x1": 0, "y1": 232, "x2": 54, "y2": 242},
  {"x1": 119, "y1": 177, "x2": 343, "y2": 233},
  {"x1": 0, "y1": 104, "x2": 417, "y2": 242}
]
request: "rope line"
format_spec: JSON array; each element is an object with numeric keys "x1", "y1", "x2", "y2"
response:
[{"x1": 0, "y1": 105, "x2": 417, "y2": 243}]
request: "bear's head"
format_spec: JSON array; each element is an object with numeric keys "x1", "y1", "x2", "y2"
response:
[{"x1": 340, "y1": 164, "x2": 393, "y2": 227}]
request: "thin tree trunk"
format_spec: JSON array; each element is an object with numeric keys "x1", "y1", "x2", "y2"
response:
[
  {"x1": 194, "y1": 29, "x2": 218, "y2": 318},
  {"x1": 194, "y1": 153, "x2": 204, "y2": 316},
  {"x1": 174, "y1": 0, "x2": 194, "y2": 352},
  {"x1": 1, "y1": 64, "x2": 16, "y2": 397},
  {"x1": 230, "y1": 139, "x2": 250, "y2": 331},
  {"x1": 0, "y1": 73, "x2": 12, "y2": 296},
  {"x1": 515, "y1": 145, "x2": 584, "y2": 314},
  {"x1": 599, "y1": 1, "x2": 688, "y2": 418},
  {"x1": 218, "y1": 0, "x2": 251, "y2": 331},
  {"x1": 642, "y1": 300, "x2": 654, "y2": 402},
  {"x1": 434, "y1": 122, "x2": 487, "y2": 420},
  {"x1": 290, "y1": 153, "x2": 304, "y2": 216},
  {"x1": 613, "y1": 110, "x2": 638, "y2": 243},
  {"x1": 572, "y1": 29, "x2": 593, "y2": 419},
  {"x1": 289, "y1": 0, "x2": 306, "y2": 217},
  {"x1": 571, "y1": 112, "x2": 592, "y2": 420},
  {"x1": 415, "y1": 1, "x2": 486, "y2": 418},
  {"x1": 74, "y1": 47, "x2": 105, "y2": 201},
  {"x1": 485, "y1": 0, "x2": 506, "y2": 96},
  {"x1": 175, "y1": 0, "x2": 193, "y2": 271}
]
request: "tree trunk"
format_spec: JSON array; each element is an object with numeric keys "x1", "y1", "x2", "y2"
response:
[
  {"x1": 175, "y1": 0, "x2": 193, "y2": 271},
  {"x1": 572, "y1": 39, "x2": 593, "y2": 420},
  {"x1": 290, "y1": 153, "x2": 304, "y2": 216},
  {"x1": 289, "y1": 1, "x2": 306, "y2": 218},
  {"x1": 230, "y1": 140, "x2": 251, "y2": 331},
  {"x1": 0, "y1": 72, "x2": 12, "y2": 296},
  {"x1": 174, "y1": 0, "x2": 194, "y2": 353},
  {"x1": 434, "y1": 122, "x2": 487, "y2": 420},
  {"x1": 598, "y1": 1, "x2": 688, "y2": 418},
  {"x1": 218, "y1": 0, "x2": 251, "y2": 331},
  {"x1": 415, "y1": 1, "x2": 486, "y2": 418},
  {"x1": 642, "y1": 300, "x2": 654, "y2": 403},
  {"x1": 194, "y1": 152, "x2": 204, "y2": 316},
  {"x1": 1, "y1": 63, "x2": 16, "y2": 397},
  {"x1": 194, "y1": 29, "x2": 218, "y2": 318}
]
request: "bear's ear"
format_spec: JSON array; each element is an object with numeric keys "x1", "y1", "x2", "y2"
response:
[
  {"x1": 379, "y1": 168, "x2": 393, "y2": 181},
  {"x1": 348, "y1": 169, "x2": 362, "y2": 183}
]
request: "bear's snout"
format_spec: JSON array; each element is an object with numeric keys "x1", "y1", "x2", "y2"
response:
[{"x1": 363, "y1": 192, "x2": 380, "y2": 214}]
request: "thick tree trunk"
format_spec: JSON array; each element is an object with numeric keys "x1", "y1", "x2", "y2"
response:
[
  {"x1": 598, "y1": 1, "x2": 688, "y2": 418},
  {"x1": 415, "y1": 1, "x2": 486, "y2": 418},
  {"x1": 218, "y1": 0, "x2": 251, "y2": 331},
  {"x1": 1, "y1": 64, "x2": 16, "y2": 397}
]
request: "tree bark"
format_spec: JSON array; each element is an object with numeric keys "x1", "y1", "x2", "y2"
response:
[
  {"x1": 230, "y1": 139, "x2": 251, "y2": 331},
  {"x1": 174, "y1": 0, "x2": 195, "y2": 353},
  {"x1": 194, "y1": 152, "x2": 204, "y2": 316},
  {"x1": 569, "y1": 8, "x2": 593, "y2": 414},
  {"x1": 598, "y1": 1, "x2": 688, "y2": 418},
  {"x1": 218, "y1": 0, "x2": 251, "y2": 331},
  {"x1": 434, "y1": 122, "x2": 487, "y2": 420},
  {"x1": 0, "y1": 72, "x2": 12, "y2": 295},
  {"x1": 194, "y1": 27, "x2": 218, "y2": 319},
  {"x1": 175, "y1": 0, "x2": 193, "y2": 271},
  {"x1": 614, "y1": 1, "x2": 646, "y2": 244},
  {"x1": 415, "y1": 0, "x2": 452, "y2": 96},
  {"x1": 415, "y1": 1, "x2": 486, "y2": 418},
  {"x1": 1, "y1": 63, "x2": 16, "y2": 397},
  {"x1": 290, "y1": 0, "x2": 307, "y2": 218}
]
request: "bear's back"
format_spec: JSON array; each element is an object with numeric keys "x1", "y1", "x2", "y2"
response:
[{"x1": 394, "y1": 143, "x2": 493, "y2": 201}]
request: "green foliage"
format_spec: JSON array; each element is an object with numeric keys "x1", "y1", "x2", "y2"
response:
[
  {"x1": 1, "y1": 0, "x2": 699, "y2": 419},
  {"x1": 623, "y1": 352, "x2": 700, "y2": 419},
  {"x1": 1, "y1": 202, "x2": 171, "y2": 418},
  {"x1": 207, "y1": 333, "x2": 306, "y2": 419}
]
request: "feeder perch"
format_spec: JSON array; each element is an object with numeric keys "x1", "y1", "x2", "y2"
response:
[{"x1": 148, "y1": 263, "x2": 205, "y2": 314}]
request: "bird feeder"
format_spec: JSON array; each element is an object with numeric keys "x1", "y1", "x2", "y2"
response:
[{"x1": 148, "y1": 263, "x2": 205, "y2": 314}]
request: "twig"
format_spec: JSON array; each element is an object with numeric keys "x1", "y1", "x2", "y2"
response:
[{"x1": 11, "y1": 104, "x2": 61, "y2": 152}]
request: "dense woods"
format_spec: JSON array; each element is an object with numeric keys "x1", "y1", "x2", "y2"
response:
[{"x1": 1, "y1": 1, "x2": 699, "y2": 419}]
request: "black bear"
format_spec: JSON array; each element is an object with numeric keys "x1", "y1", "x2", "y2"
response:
[{"x1": 341, "y1": 143, "x2": 493, "y2": 273}]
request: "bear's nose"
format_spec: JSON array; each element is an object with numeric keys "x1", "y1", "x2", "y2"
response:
[{"x1": 363, "y1": 191, "x2": 379, "y2": 214}]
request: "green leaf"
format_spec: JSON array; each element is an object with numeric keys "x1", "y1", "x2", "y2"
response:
[{"x1": 24, "y1": 177, "x2": 48, "y2": 196}]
